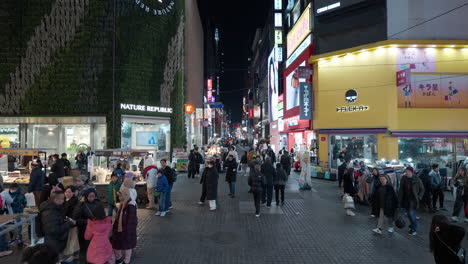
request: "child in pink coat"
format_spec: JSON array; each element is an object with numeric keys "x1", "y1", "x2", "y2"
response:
[{"x1": 84, "y1": 203, "x2": 113, "y2": 264}]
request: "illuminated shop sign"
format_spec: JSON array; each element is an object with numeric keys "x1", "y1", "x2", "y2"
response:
[
  {"x1": 274, "y1": 0, "x2": 282, "y2": 10},
  {"x1": 133, "y1": 0, "x2": 175, "y2": 16},
  {"x1": 286, "y1": 34, "x2": 311, "y2": 67},
  {"x1": 315, "y1": 0, "x2": 369, "y2": 16},
  {"x1": 274, "y1": 13, "x2": 283, "y2": 27},
  {"x1": 120, "y1": 103, "x2": 173, "y2": 113},
  {"x1": 286, "y1": 3, "x2": 311, "y2": 57},
  {"x1": 299, "y1": 83, "x2": 312, "y2": 120},
  {"x1": 336, "y1": 105, "x2": 369, "y2": 113},
  {"x1": 207, "y1": 79, "x2": 214, "y2": 103},
  {"x1": 275, "y1": 30, "x2": 283, "y2": 44}
]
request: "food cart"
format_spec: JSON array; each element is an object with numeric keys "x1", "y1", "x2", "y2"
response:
[
  {"x1": 0, "y1": 148, "x2": 57, "y2": 189},
  {"x1": 92, "y1": 149, "x2": 151, "y2": 204},
  {"x1": 173, "y1": 148, "x2": 189, "y2": 172}
]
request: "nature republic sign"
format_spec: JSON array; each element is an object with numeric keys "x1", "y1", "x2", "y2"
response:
[{"x1": 133, "y1": 0, "x2": 175, "y2": 16}]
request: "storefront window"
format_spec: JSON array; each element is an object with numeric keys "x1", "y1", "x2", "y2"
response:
[
  {"x1": 0, "y1": 125, "x2": 20, "y2": 148},
  {"x1": 398, "y1": 138, "x2": 467, "y2": 172},
  {"x1": 93, "y1": 125, "x2": 107, "y2": 150},
  {"x1": 330, "y1": 135, "x2": 378, "y2": 167},
  {"x1": 121, "y1": 116, "x2": 170, "y2": 152}
]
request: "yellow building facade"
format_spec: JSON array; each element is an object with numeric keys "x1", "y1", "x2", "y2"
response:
[{"x1": 310, "y1": 40, "x2": 468, "y2": 172}]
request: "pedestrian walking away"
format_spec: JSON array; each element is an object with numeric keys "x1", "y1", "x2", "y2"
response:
[
  {"x1": 430, "y1": 215, "x2": 466, "y2": 264},
  {"x1": 274, "y1": 163, "x2": 288, "y2": 206},
  {"x1": 419, "y1": 168, "x2": 434, "y2": 212},
  {"x1": 398, "y1": 166, "x2": 425, "y2": 235},
  {"x1": 430, "y1": 164, "x2": 447, "y2": 211},
  {"x1": 240, "y1": 151, "x2": 248, "y2": 176},
  {"x1": 280, "y1": 151, "x2": 291, "y2": 176},
  {"x1": 451, "y1": 167, "x2": 468, "y2": 222},
  {"x1": 224, "y1": 155, "x2": 238, "y2": 198},
  {"x1": 199, "y1": 160, "x2": 219, "y2": 210},
  {"x1": 248, "y1": 164, "x2": 266, "y2": 217},
  {"x1": 85, "y1": 203, "x2": 113, "y2": 264},
  {"x1": 343, "y1": 168, "x2": 357, "y2": 216},
  {"x1": 371, "y1": 175, "x2": 398, "y2": 235},
  {"x1": 261, "y1": 157, "x2": 276, "y2": 207}
]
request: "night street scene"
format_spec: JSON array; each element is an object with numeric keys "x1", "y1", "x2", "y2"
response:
[{"x1": 1, "y1": 0, "x2": 468, "y2": 263}]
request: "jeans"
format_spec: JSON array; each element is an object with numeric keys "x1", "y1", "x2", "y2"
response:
[
  {"x1": 452, "y1": 195, "x2": 468, "y2": 217},
  {"x1": 253, "y1": 192, "x2": 262, "y2": 214},
  {"x1": 432, "y1": 188, "x2": 444, "y2": 208},
  {"x1": 108, "y1": 204, "x2": 117, "y2": 216},
  {"x1": 407, "y1": 209, "x2": 418, "y2": 232},
  {"x1": 274, "y1": 185, "x2": 285, "y2": 204},
  {"x1": 159, "y1": 192, "x2": 168, "y2": 212},
  {"x1": 262, "y1": 184, "x2": 273, "y2": 206},
  {"x1": 377, "y1": 208, "x2": 393, "y2": 229},
  {"x1": 228, "y1": 182, "x2": 236, "y2": 195},
  {"x1": 166, "y1": 185, "x2": 173, "y2": 209}
]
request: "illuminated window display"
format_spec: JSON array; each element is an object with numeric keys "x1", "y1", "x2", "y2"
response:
[{"x1": 121, "y1": 116, "x2": 170, "y2": 152}]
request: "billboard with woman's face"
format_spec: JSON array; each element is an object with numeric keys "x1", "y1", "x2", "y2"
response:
[
  {"x1": 286, "y1": 61, "x2": 306, "y2": 110},
  {"x1": 268, "y1": 48, "x2": 279, "y2": 121}
]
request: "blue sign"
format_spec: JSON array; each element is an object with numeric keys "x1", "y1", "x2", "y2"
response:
[
  {"x1": 209, "y1": 104, "x2": 223, "y2": 109},
  {"x1": 136, "y1": 131, "x2": 158, "y2": 146}
]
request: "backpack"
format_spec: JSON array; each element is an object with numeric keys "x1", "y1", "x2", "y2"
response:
[{"x1": 171, "y1": 168, "x2": 178, "y2": 183}]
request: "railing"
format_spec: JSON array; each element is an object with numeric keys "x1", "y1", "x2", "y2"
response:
[{"x1": 0, "y1": 214, "x2": 39, "y2": 247}]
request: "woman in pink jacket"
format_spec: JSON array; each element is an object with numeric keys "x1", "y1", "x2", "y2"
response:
[{"x1": 84, "y1": 203, "x2": 113, "y2": 264}]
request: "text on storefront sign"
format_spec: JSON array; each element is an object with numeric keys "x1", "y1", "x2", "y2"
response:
[
  {"x1": 336, "y1": 105, "x2": 370, "y2": 113},
  {"x1": 120, "y1": 103, "x2": 173, "y2": 113}
]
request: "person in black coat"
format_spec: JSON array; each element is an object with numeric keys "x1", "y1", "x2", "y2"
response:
[
  {"x1": 39, "y1": 190, "x2": 75, "y2": 254},
  {"x1": 224, "y1": 155, "x2": 238, "y2": 198},
  {"x1": 274, "y1": 163, "x2": 288, "y2": 206},
  {"x1": 74, "y1": 189, "x2": 101, "y2": 258},
  {"x1": 188, "y1": 150, "x2": 196, "y2": 179},
  {"x1": 260, "y1": 157, "x2": 276, "y2": 207},
  {"x1": 28, "y1": 162, "x2": 45, "y2": 207},
  {"x1": 50, "y1": 154, "x2": 65, "y2": 181},
  {"x1": 199, "y1": 160, "x2": 219, "y2": 211},
  {"x1": 371, "y1": 175, "x2": 398, "y2": 234},
  {"x1": 343, "y1": 168, "x2": 356, "y2": 196},
  {"x1": 419, "y1": 168, "x2": 433, "y2": 212},
  {"x1": 248, "y1": 164, "x2": 266, "y2": 217},
  {"x1": 39, "y1": 174, "x2": 65, "y2": 206},
  {"x1": 280, "y1": 151, "x2": 291, "y2": 176},
  {"x1": 61, "y1": 153, "x2": 71, "y2": 176},
  {"x1": 430, "y1": 215, "x2": 466, "y2": 264},
  {"x1": 62, "y1": 186, "x2": 79, "y2": 219}
]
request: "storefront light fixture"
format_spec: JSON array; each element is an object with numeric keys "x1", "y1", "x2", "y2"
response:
[
  {"x1": 412, "y1": 45, "x2": 418, "y2": 47},
  {"x1": 391, "y1": 159, "x2": 397, "y2": 163},
  {"x1": 381, "y1": 158, "x2": 386, "y2": 162},
  {"x1": 364, "y1": 159, "x2": 370, "y2": 164},
  {"x1": 430, "y1": 45, "x2": 436, "y2": 48},
  {"x1": 450, "y1": 45, "x2": 455, "y2": 48},
  {"x1": 407, "y1": 158, "x2": 413, "y2": 162}
]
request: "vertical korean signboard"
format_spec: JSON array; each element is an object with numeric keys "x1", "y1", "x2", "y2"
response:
[
  {"x1": 207, "y1": 79, "x2": 213, "y2": 103},
  {"x1": 299, "y1": 82, "x2": 312, "y2": 120}
]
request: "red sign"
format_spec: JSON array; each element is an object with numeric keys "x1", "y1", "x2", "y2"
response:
[
  {"x1": 282, "y1": 115, "x2": 310, "y2": 131},
  {"x1": 249, "y1": 109, "x2": 253, "y2": 118},
  {"x1": 396, "y1": 69, "x2": 411, "y2": 86},
  {"x1": 207, "y1": 79, "x2": 213, "y2": 102},
  {"x1": 321, "y1": 137, "x2": 326, "y2": 142}
]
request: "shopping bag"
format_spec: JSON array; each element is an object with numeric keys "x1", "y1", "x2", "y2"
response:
[
  {"x1": 342, "y1": 194, "x2": 355, "y2": 209},
  {"x1": 62, "y1": 227, "x2": 80, "y2": 259},
  {"x1": 25, "y1": 192, "x2": 36, "y2": 207}
]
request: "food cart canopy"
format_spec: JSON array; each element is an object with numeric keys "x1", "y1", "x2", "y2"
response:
[
  {"x1": 0, "y1": 148, "x2": 54, "y2": 156},
  {"x1": 94, "y1": 149, "x2": 150, "y2": 157}
]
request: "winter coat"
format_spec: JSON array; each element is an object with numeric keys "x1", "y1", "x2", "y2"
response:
[
  {"x1": 6, "y1": 188, "x2": 26, "y2": 214},
  {"x1": 201, "y1": 167, "x2": 219, "y2": 200},
  {"x1": 343, "y1": 171, "x2": 356, "y2": 196},
  {"x1": 85, "y1": 217, "x2": 113, "y2": 264},
  {"x1": 430, "y1": 170, "x2": 444, "y2": 190},
  {"x1": 188, "y1": 153, "x2": 197, "y2": 171},
  {"x1": 371, "y1": 184, "x2": 398, "y2": 217},
  {"x1": 248, "y1": 172, "x2": 266, "y2": 193},
  {"x1": 224, "y1": 159, "x2": 238, "y2": 183},
  {"x1": 226, "y1": 150, "x2": 239, "y2": 161},
  {"x1": 51, "y1": 159, "x2": 65, "y2": 178},
  {"x1": 274, "y1": 167, "x2": 288, "y2": 186},
  {"x1": 280, "y1": 154, "x2": 291, "y2": 168},
  {"x1": 240, "y1": 154, "x2": 248, "y2": 164},
  {"x1": 398, "y1": 175, "x2": 425, "y2": 209},
  {"x1": 40, "y1": 201, "x2": 73, "y2": 253},
  {"x1": 112, "y1": 168, "x2": 125, "y2": 182},
  {"x1": 261, "y1": 162, "x2": 276, "y2": 186},
  {"x1": 106, "y1": 181, "x2": 122, "y2": 205},
  {"x1": 112, "y1": 204, "x2": 137, "y2": 250},
  {"x1": 62, "y1": 195, "x2": 79, "y2": 219},
  {"x1": 39, "y1": 183, "x2": 65, "y2": 206},
  {"x1": 432, "y1": 223, "x2": 466, "y2": 264},
  {"x1": 74, "y1": 200, "x2": 103, "y2": 244},
  {"x1": 76, "y1": 184, "x2": 91, "y2": 201},
  {"x1": 28, "y1": 167, "x2": 45, "y2": 192},
  {"x1": 156, "y1": 175, "x2": 170, "y2": 193},
  {"x1": 161, "y1": 166, "x2": 174, "y2": 185}
]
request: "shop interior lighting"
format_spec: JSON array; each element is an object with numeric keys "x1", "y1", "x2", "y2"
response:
[
  {"x1": 364, "y1": 159, "x2": 370, "y2": 164},
  {"x1": 381, "y1": 158, "x2": 386, "y2": 162},
  {"x1": 391, "y1": 159, "x2": 397, "y2": 163},
  {"x1": 430, "y1": 45, "x2": 436, "y2": 48},
  {"x1": 450, "y1": 45, "x2": 455, "y2": 48},
  {"x1": 407, "y1": 158, "x2": 413, "y2": 162},
  {"x1": 412, "y1": 45, "x2": 418, "y2": 47}
]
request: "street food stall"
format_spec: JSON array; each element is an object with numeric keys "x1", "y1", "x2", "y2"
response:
[
  {"x1": 92, "y1": 149, "x2": 151, "y2": 204},
  {"x1": 173, "y1": 148, "x2": 189, "y2": 172},
  {"x1": 0, "y1": 148, "x2": 57, "y2": 189}
]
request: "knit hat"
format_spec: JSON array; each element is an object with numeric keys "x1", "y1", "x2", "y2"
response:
[
  {"x1": 406, "y1": 166, "x2": 414, "y2": 173},
  {"x1": 125, "y1": 172, "x2": 134, "y2": 179}
]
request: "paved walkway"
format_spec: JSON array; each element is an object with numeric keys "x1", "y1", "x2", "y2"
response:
[{"x1": 3, "y1": 162, "x2": 467, "y2": 263}]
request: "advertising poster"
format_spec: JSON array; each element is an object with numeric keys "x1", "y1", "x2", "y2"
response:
[
  {"x1": 136, "y1": 131, "x2": 158, "y2": 146},
  {"x1": 268, "y1": 47, "x2": 280, "y2": 121},
  {"x1": 299, "y1": 82, "x2": 312, "y2": 120},
  {"x1": 286, "y1": 62, "x2": 306, "y2": 110},
  {"x1": 397, "y1": 74, "x2": 468, "y2": 108},
  {"x1": 396, "y1": 48, "x2": 436, "y2": 72}
]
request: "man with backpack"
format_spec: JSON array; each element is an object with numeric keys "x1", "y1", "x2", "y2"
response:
[
  {"x1": 161, "y1": 159, "x2": 176, "y2": 212},
  {"x1": 194, "y1": 148, "x2": 204, "y2": 177}
]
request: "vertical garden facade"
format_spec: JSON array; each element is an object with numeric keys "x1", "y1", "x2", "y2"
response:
[{"x1": 0, "y1": 0, "x2": 186, "y2": 156}]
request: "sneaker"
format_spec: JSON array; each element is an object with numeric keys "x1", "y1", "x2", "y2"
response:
[
  {"x1": 155, "y1": 211, "x2": 161, "y2": 216},
  {"x1": 370, "y1": 214, "x2": 376, "y2": 218},
  {"x1": 261, "y1": 202, "x2": 266, "y2": 206},
  {"x1": 198, "y1": 201, "x2": 205, "y2": 205},
  {"x1": 166, "y1": 209, "x2": 171, "y2": 213},
  {"x1": 0, "y1": 250, "x2": 13, "y2": 257},
  {"x1": 266, "y1": 206, "x2": 271, "y2": 209},
  {"x1": 346, "y1": 210, "x2": 356, "y2": 216},
  {"x1": 416, "y1": 216, "x2": 421, "y2": 220},
  {"x1": 145, "y1": 205, "x2": 152, "y2": 209},
  {"x1": 408, "y1": 230, "x2": 417, "y2": 236},
  {"x1": 209, "y1": 208, "x2": 217, "y2": 211},
  {"x1": 464, "y1": 218, "x2": 468, "y2": 223},
  {"x1": 451, "y1": 216, "x2": 460, "y2": 222},
  {"x1": 169, "y1": 206, "x2": 173, "y2": 209},
  {"x1": 160, "y1": 211, "x2": 167, "y2": 217},
  {"x1": 8, "y1": 240, "x2": 15, "y2": 247},
  {"x1": 372, "y1": 228, "x2": 382, "y2": 235},
  {"x1": 255, "y1": 214, "x2": 260, "y2": 217},
  {"x1": 388, "y1": 227, "x2": 394, "y2": 233}
]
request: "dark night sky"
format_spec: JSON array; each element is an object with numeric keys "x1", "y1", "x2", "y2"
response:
[{"x1": 197, "y1": 0, "x2": 270, "y2": 123}]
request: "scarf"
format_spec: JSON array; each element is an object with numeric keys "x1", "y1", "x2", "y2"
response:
[{"x1": 117, "y1": 187, "x2": 134, "y2": 232}]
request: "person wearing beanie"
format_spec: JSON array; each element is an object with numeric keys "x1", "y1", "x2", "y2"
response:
[
  {"x1": 398, "y1": 166, "x2": 425, "y2": 236},
  {"x1": 85, "y1": 203, "x2": 113, "y2": 264},
  {"x1": 111, "y1": 187, "x2": 137, "y2": 264}
]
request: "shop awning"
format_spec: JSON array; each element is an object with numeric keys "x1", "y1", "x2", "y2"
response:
[
  {"x1": 317, "y1": 128, "x2": 388, "y2": 135},
  {"x1": 0, "y1": 148, "x2": 54, "y2": 156},
  {"x1": 94, "y1": 149, "x2": 150, "y2": 157},
  {"x1": 391, "y1": 131, "x2": 468, "y2": 138}
]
